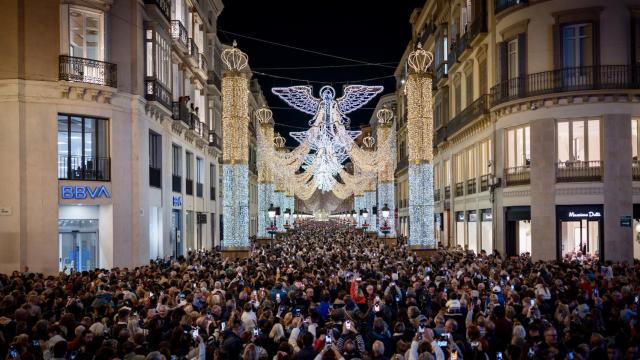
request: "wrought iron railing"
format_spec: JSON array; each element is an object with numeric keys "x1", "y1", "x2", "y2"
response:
[
  {"x1": 144, "y1": 77, "x2": 172, "y2": 110},
  {"x1": 434, "y1": 188, "x2": 441, "y2": 202},
  {"x1": 190, "y1": 114, "x2": 206, "y2": 138},
  {"x1": 455, "y1": 182, "x2": 464, "y2": 197},
  {"x1": 209, "y1": 131, "x2": 222, "y2": 149},
  {"x1": 188, "y1": 38, "x2": 199, "y2": 58},
  {"x1": 634, "y1": 160, "x2": 640, "y2": 181},
  {"x1": 172, "y1": 175, "x2": 182, "y2": 193},
  {"x1": 207, "y1": 70, "x2": 222, "y2": 89},
  {"x1": 447, "y1": 94, "x2": 490, "y2": 136},
  {"x1": 170, "y1": 20, "x2": 188, "y2": 48},
  {"x1": 505, "y1": 166, "x2": 530, "y2": 186},
  {"x1": 149, "y1": 166, "x2": 162, "y2": 188},
  {"x1": 144, "y1": 0, "x2": 171, "y2": 20},
  {"x1": 59, "y1": 55, "x2": 117, "y2": 88},
  {"x1": 495, "y1": 0, "x2": 527, "y2": 14},
  {"x1": 447, "y1": 41, "x2": 458, "y2": 69},
  {"x1": 467, "y1": 178, "x2": 477, "y2": 195},
  {"x1": 396, "y1": 157, "x2": 409, "y2": 171},
  {"x1": 172, "y1": 100, "x2": 190, "y2": 125},
  {"x1": 556, "y1": 161, "x2": 602, "y2": 182},
  {"x1": 198, "y1": 53, "x2": 208, "y2": 72},
  {"x1": 58, "y1": 155, "x2": 111, "y2": 181},
  {"x1": 444, "y1": 185, "x2": 451, "y2": 199},
  {"x1": 435, "y1": 62, "x2": 448, "y2": 83},
  {"x1": 491, "y1": 65, "x2": 640, "y2": 107},
  {"x1": 480, "y1": 174, "x2": 490, "y2": 192}
]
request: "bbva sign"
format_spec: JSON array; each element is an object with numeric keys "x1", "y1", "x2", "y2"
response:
[{"x1": 60, "y1": 185, "x2": 111, "y2": 200}]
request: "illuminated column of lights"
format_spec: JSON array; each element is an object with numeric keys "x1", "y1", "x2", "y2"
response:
[
  {"x1": 256, "y1": 107, "x2": 274, "y2": 239},
  {"x1": 406, "y1": 44, "x2": 436, "y2": 249},
  {"x1": 221, "y1": 42, "x2": 250, "y2": 249},
  {"x1": 375, "y1": 108, "x2": 397, "y2": 237}
]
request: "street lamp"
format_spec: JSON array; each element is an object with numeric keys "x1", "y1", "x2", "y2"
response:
[
  {"x1": 267, "y1": 203, "x2": 277, "y2": 240},
  {"x1": 284, "y1": 208, "x2": 291, "y2": 230},
  {"x1": 351, "y1": 209, "x2": 357, "y2": 226},
  {"x1": 362, "y1": 208, "x2": 369, "y2": 229},
  {"x1": 380, "y1": 203, "x2": 391, "y2": 237}
]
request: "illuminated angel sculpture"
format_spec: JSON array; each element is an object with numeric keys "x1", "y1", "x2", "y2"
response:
[{"x1": 272, "y1": 85, "x2": 383, "y2": 192}]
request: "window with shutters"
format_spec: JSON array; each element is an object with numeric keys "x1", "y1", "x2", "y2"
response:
[
  {"x1": 465, "y1": 70, "x2": 473, "y2": 107},
  {"x1": 454, "y1": 76, "x2": 462, "y2": 115},
  {"x1": 479, "y1": 58, "x2": 487, "y2": 95},
  {"x1": 508, "y1": 39, "x2": 519, "y2": 79}
]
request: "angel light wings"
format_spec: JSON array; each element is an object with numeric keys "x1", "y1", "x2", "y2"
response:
[{"x1": 271, "y1": 85, "x2": 383, "y2": 192}]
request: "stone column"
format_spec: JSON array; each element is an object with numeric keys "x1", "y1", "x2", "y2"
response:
[
  {"x1": 530, "y1": 118, "x2": 556, "y2": 261},
  {"x1": 603, "y1": 114, "x2": 633, "y2": 262}
]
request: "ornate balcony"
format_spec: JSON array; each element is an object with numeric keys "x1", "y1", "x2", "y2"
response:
[
  {"x1": 144, "y1": 0, "x2": 170, "y2": 21},
  {"x1": 198, "y1": 53, "x2": 208, "y2": 72},
  {"x1": 170, "y1": 20, "x2": 188, "y2": 49},
  {"x1": 59, "y1": 55, "x2": 117, "y2": 88},
  {"x1": 480, "y1": 174, "x2": 490, "y2": 192},
  {"x1": 144, "y1": 77, "x2": 172, "y2": 110},
  {"x1": 209, "y1": 131, "x2": 222, "y2": 150},
  {"x1": 188, "y1": 38, "x2": 199, "y2": 58},
  {"x1": 435, "y1": 62, "x2": 448, "y2": 84},
  {"x1": 172, "y1": 100, "x2": 190, "y2": 126},
  {"x1": 505, "y1": 166, "x2": 530, "y2": 186},
  {"x1": 455, "y1": 182, "x2": 464, "y2": 197},
  {"x1": 444, "y1": 185, "x2": 451, "y2": 199},
  {"x1": 207, "y1": 70, "x2": 222, "y2": 89},
  {"x1": 556, "y1": 161, "x2": 602, "y2": 182},
  {"x1": 490, "y1": 65, "x2": 640, "y2": 107},
  {"x1": 446, "y1": 94, "x2": 490, "y2": 136},
  {"x1": 466, "y1": 178, "x2": 477, "y2": 195}
]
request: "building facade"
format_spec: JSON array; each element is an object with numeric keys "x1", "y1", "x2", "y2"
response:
[
  {"x1": 0, "y1": 0, "x2": 270, "y2": 274},
  {"x1": 397, "y1": 0, "x2": 640, "y2": 261}
]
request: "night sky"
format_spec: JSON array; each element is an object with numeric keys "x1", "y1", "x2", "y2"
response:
[{"x1": 218, "y1": 0, "x2": 423, "y2": 142}]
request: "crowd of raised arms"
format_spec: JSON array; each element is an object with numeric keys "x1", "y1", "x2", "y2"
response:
[{"x1": 0, "y1": 221, "x2": 639, "y2": 360}]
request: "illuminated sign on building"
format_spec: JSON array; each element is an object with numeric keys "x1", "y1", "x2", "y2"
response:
[
  {"x1": 172, "y1": 196, "x2": 182, "y2": 207},
  {"x1": 60, "y1": 185, "x2": 111, "y2": 200},
  {"x1": 568, "y1": 211, "x2": 601, "y2": 218}
]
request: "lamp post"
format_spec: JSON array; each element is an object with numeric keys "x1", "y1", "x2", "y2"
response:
[
  {"x1": 362, "y1": 208, "x2": 369, "y2": 230},
  {"x1": 284, "y1": 208, "x2": 291, "y2": 230},
  {"x1": 351, "y1": 209, "x2": 357, "y2": 226},
  {"x1": 267, "y1": 203, "x2": 277, "y2": 240},
  {"x1": 380, "y1": 203, "x2": 391, "y2": 238}
]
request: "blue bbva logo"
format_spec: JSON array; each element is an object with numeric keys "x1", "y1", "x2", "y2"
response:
[{"x1": 61, "y1": 185, "x2": 111, "y2": 200}]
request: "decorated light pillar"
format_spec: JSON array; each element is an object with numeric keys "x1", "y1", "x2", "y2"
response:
[
  {"x1": 273, "y1": 133, "x2": 287, "y2": 232},
  {"x1": 376, "y1": 108, "x2": 397, "y2": 238},
  {"x1": 406, "y1": 44, "x2": 436, "y2": 251},
  {"x1": 362, "y1": 133, "x2": 377, "y2": 233},
  {"x1": 256, "y1": 107, "x2": 274, "y2": 241},
  {"x1": 221, "y1": 42, "x2": 251, "y2": 255}
]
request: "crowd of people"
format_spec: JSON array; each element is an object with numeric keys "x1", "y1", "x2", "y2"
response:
[{"x1": 0, "y1": 220, "x2": 639, "y2": 360}]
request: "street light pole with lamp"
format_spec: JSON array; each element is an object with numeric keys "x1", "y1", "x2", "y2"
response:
[
  {"x1": 267, "y1": 203, "x2": 277, "y2": 241},
  {"x1": 380, "y1": 203, "x2": 391, "y2": 238},
  {"x1": 362, "y1": 208, "x2": 369, "y2": 230},
  {"x1": 283, "y1": 208, "x2": 291, "y2": 230}
]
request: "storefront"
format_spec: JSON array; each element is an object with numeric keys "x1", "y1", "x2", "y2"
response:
[
  {"x1": 480, "y1": 209, "x2": 492, "y2": 254},
  {"x1": 171, "y1": 195, "x2": 183, "y2": 258},
  {"x1": 58, "y1": 182, "x2": 112, "y2": 272},
  {"x1": 505, "y1": 206, "x2": 531, "y2": 257},
  {"x1": 467, "y1": 211, "x2": 477, "y2": 254},
  {"x1": 455, "y1": 211, "x2": 465, "y2": 248},
  {"x1": 556, "y1": 205, "x2": 603, "y2": 260}
]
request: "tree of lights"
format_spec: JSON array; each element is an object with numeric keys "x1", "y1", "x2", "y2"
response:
[
  {"x1": 221, "y1": 42, "x2": 250, "y2": 253},
  {"x1": 406, "y1": 44, "x2": 436, "y2": 251}
]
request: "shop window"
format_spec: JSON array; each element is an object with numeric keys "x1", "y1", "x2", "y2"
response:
[
  {"x1": 149, "y1": 131, "x2": 162, "y2": 188},
  {"x1": 57, "y1": 114, "x2": 110, "y2": 181}
]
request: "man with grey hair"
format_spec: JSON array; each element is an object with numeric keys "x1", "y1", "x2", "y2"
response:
[{"x1": 372, "y1": 340, "x2": 386, "y2": 360}]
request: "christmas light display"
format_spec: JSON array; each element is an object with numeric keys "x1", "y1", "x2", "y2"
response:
[
  {"x1": 221, "y1": 43, "x2": 250, "y2": 249},
  {"x1": 256, "y1": 107, "x2": 275, "y2": 239},
  {"x1": 406, "y1": 43, "x2": 436, "y2": 249}
]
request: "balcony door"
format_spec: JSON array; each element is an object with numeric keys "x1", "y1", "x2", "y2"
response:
[
  {"x1": 561, "y1": 23, "x2": 593, "y2": 87},
  {"x1": 69, "y1": 7, "x2": 104, "y2": 61}
]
